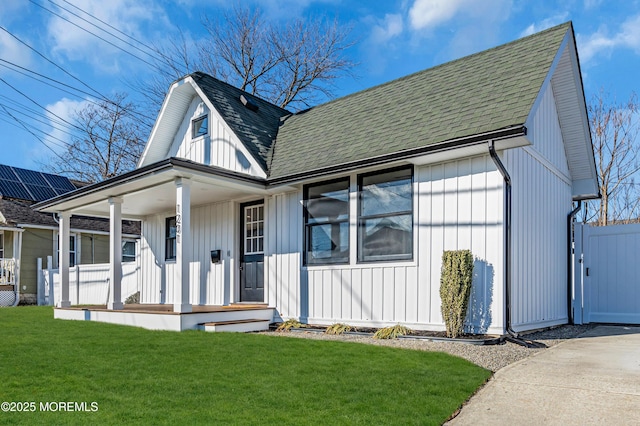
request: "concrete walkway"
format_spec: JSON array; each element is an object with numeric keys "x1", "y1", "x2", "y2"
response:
[{"x1": 448, "y1": 326, "x2": 640, "y2": 425}]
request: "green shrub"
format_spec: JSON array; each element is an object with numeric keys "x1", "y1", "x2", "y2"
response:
[
  {"x1": 440, "y1": 250, "x2": 474, "y2": 338},
  {"x1": 373, "y1": 324, "x2": 411, "y2": 339},
  {"x1": 276, "y1": 318, "x2": 304, "y2": 332},
  {"x1": 124, "y1": 291, "x2": 140, "y2": 304},
  {"x1": 325, "y1": 323, "x2": 354, "y2": 335}
]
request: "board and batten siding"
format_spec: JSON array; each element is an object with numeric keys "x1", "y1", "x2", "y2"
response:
[
  {"x1": 270, "y1": 156, "x2": 505, "y2": 334},
  {"x1": 166, "y1": 96, "x2": 266, "y2": 178},
  {"x1": 506, "y1": 83, "x2": 574, "y2": 332},
  {"x1": 140, "y1": 201, "x2": 236, "y2": 305}
]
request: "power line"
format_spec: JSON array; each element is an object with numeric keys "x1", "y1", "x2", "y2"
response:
[
  {"x1": 0, "y1": 103, "x2": 66, "y2": 158},
  {"x1": 0, "y1": 25, "x2": 106, "y2": 101},
  {"x1": 28, "y1": 0, "x2": 163, "y2": 72}
]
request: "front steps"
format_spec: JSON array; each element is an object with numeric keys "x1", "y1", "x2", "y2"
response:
[{"x1": 200, "y1": 318, "x2": 271, "y2": 333}]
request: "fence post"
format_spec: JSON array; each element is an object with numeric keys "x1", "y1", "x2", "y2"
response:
[
  {"x1": 47, "y1": 256, "x2": 54, "y2": 306},
  {"x1": 76, "y1": 266, "x2": 80, "y2": 305},
  {"x1": 37, "y1": 258, "x2": 43, "y2": 306}
]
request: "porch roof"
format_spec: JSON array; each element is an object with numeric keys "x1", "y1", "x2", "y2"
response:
[{"x1": 33, "y1": 158, "x2": 268, "y2": 219}]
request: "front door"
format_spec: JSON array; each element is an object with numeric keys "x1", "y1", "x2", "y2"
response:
[{"x1": 240, "y1": 201, "x2": 264, "y2": 302}]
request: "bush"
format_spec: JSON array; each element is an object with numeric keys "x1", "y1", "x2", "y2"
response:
[
  {"x1": 325, "y1": 323, "x2": 354, "y2": 335},
  {"x1": 440, "y1": 250, "x2": 474, "y2": 338},
  {"x1": 276, "y1": 318, "x2": 304, "y2": 332},
  {"x1": 125, "y1": 291, "x2": 140, "y2": 304},
  {"x1": 373, "y1": 324, "x2": 411, "y2": 339}
]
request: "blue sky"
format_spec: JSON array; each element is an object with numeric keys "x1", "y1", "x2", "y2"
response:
[{"x1": 1, "y1": 0, "x2": 639, "y2": 172}]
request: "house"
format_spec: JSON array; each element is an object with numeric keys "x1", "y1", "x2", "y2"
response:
[
  {"x1": 0, "y1": 164, "x2": 139, "y2": 305},
  {"x1": 35, "y1": 22, "x2": 599, "y2": 334}
]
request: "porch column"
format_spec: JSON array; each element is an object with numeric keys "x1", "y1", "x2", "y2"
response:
[
  {"x1": 108, "y1": 197, "x2": 124, "y2": 310},
  {"x1": 174, "y1": 177, "x2": 192, "y2": 313},
  {"x1": 58, "y1": 211, "x2": 71, "y2": 308}
]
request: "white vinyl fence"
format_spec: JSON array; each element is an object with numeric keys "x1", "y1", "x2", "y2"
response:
[
  {"x1": 40, "y1": 257, "x2": 139, "y2": 306},
  {"x1": 574, "y1": 222, "x2": 640, "y2": 324}
]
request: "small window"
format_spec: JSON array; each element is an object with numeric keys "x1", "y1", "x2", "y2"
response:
[
  {"x1": 0, "y1": 233, "x2": 4, "y2": 259},
  {"x1": 358, "y1": 166, "x2": 413, "y2": 262},
  {"x1": 192, "y1": 115, "x2": 208, "y2": 138},
  {"x1": 304, "y1": 178, "x2": 350, "y2": 265},
  {"x1": 122, "y1": 241, "x2": 136, "y2": 263},
  {"x1": 165, "y1": 217, "x2": 177, "y2": 261},
  {"x1": 56, "y1": 234, "x2": 77, "y2": 267}
]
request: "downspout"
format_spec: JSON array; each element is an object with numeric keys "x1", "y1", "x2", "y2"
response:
[
  {"x1": 567, "y1": 201, "x2": 581, "y2": 324},
  {"x1": 489, "y1": 142, "x2": 543, "y2": 348}
]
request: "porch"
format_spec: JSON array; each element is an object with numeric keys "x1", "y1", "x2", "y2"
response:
[
  {"x1": 54, "y1": 303, "x2": 274, "y2": 332},
  {"x1": 0, "y1": 258, "x2": 17, "y2": 306}
]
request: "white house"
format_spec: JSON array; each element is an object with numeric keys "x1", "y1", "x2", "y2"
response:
[{"x1": 36, "y1": 22, "x2": 599, "y2": 334}]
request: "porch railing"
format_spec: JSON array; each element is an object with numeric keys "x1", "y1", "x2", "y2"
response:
[
  {"x1": 0, "y1": 258, "x2": 16, "y2": 285},
  {"x1": 39, "y1": 259, "x2": 140, "y2": 306}
]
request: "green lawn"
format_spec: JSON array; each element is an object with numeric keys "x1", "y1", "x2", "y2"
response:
[{"x1": 0, "y1": 307, "x2": 490, "y2": 425}]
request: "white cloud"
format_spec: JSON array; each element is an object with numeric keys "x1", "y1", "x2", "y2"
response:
[
  {"x1": 47, "y1": 0, "x2": 167, "y2": 73},
  {"x1": 0, "y1": 29, "x2": 32, "y2": 71},
  {"x1": 578, "y1": 14, "x2": 640, "y2": 63},
  {"x1": 44, "y1": 98, "x2": 88, "y2": 153},
  {"x1": 408, "y1": 0, "x2": 468, "y2": 31},
  {"x1": 370, "y1": 14, "x2": 404, "y2": 44},
  {"x1": 520, "y1": 13, "x2": 570, "y2": 37}
]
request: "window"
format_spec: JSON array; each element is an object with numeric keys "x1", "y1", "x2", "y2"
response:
[
  {"x1": 56, "y1": 234, "x2": 77, "y2": 267},
  {"x1": 358, "y1": 167, "x2": 413, "y2": 262},
  {"x1": 165, "y1": 217, "x2": 177, "y2": 261},
  {"x1": 122, "y1": 240, "x2": 136, "y2": 263},
  {"x1": 192, "y1": 115, "x2": 208, "y2": 138},
  {"x1": 0, "y1": 233, "x2": 3, "y2": 259},
  {"x1": 244, "y1": 204, "x2": 264, "y2": 254},
  {"x1": 304, "y1": 178, "x2": 350, "y2": 265}
]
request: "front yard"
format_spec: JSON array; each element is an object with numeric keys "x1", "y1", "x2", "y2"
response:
[{"x1": 0, "y1": 307, "x2": 490, "y2": 425}]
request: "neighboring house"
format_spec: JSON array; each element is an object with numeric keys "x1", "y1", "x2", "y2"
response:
[
  {"x1": 36, "y1": 22, "x2": 599, "y2": 334},
  {"x1": 0, "y1": 164, "x2": 139, "y2": 305}
]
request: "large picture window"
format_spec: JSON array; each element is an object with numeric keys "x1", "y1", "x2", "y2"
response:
[
  {"x1": 358, "y1": 166, "x2": 413, "y2": 262},
  {"x1": 304, "y1": 178, "x2": 350, "y2": 265},
  {"x1": 165, "y1": 217, "x2": 177, "y2": 261}
]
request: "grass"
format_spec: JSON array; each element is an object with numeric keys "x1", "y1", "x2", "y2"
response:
[{"x1": 0, "y1": 307, "x2": 491, "y2": 425}]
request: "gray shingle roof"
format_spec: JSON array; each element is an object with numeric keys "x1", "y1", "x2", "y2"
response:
[
  {"x1": 267, "y1": 22, "x2": 571, "y2": 180},
  {"x1": 190, "y1": 72, "x2": 291, "y2": 171}
]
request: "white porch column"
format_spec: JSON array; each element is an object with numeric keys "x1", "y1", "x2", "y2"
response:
[
  {"x1": 108, "y1": 197, "x2": 124, "y2": 310},
  {"x1": 174, "y1": 177, "x2": 192, "y2": 313},
  {"x1": 58, "y1": 211, "x2": 71, "y2": 308}
]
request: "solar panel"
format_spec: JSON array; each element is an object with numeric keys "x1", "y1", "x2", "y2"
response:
[
  {"x1": 0, "y1": 165, "x2": 19, "y2": 182},
  {"x1": 24, "y1": 184, "x2": 57, "y2": 201},
  {"x1": 0, "y1": 164, "x2": 77, "y2": 202},
  {"x1": 0, "y1": 179, "x2": 33, "y2": 200},
  {"x1": 13, "y1": 167, "x2": 49, "y2": 186},
  {"x1": 43, "y1": 173, "x2": 77, "y2": 192}
]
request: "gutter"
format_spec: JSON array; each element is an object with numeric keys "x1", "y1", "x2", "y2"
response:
[
  {"x1": 566, "y1": 201, "x2": 581, "y2": 324},
  {"x1": 488, "y1": 141, "x2": 539, "y2": 348}
]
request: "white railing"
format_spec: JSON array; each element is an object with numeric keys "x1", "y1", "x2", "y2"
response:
[
  {"x1": 41, "y1": 261, "x2": 140, "y2": 306},
  {"x1": 0, "y1": 258, "x2": 16, "y2": 285}
]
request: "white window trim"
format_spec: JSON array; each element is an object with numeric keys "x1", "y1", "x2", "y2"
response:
[{"x1": 54, "y1": 231, "x2": 79, "y2": 268}]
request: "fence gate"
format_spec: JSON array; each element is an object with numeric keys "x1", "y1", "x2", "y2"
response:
[{"x1": 574, "y1": 222, "x2": 640, "y2": 324}]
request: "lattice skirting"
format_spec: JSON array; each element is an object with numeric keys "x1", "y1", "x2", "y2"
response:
[{"x1": 0, "y1": 290, "x2": 17, "y2": 306}]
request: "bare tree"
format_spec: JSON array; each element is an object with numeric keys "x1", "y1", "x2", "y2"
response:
[
  {"x1": 134, "y1": 4, "x2": 355, "y2": 113},
  {"x1": 584, "y1": 91, "x2": 640, "y2": 225},
  {"x1": 45, "y1": 93, "x2": 147, "y2": 184}
]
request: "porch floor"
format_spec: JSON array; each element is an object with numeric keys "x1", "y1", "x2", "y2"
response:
[{"x1": 54, "y1": 303, "x2": 275, "y2": 332}]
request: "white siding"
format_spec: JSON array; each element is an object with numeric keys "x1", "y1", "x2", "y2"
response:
[
  {"x1": 167, "y1": 96, "x2": 266, "y2": 178},
  {"x1": 140, "y1": 201, "x2": 236, "y2": 305},
  {"x1": 507, "y1": 85, "x2": 574, "y2": 332},
  {"x1": 270, "y1": 157, "x2": 504, "y2": 333}
]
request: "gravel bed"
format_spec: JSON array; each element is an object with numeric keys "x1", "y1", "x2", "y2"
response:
[{"x1": 261, "y1": 324, "x2": 596, "y2": 372}]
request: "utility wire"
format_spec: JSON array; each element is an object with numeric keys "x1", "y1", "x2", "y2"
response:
[
  {"x1": 0, "y1": 25, "x2": 106, "y2": 101},
  {"x1": 52, "y1": 0, "x2": 180, "y2": 70},
  {"x1": 0, "y1": 103, "x2": 66, "y2": 157},
  {"x1": 28, "y1": 0, "x2": 163, "y2": 72}
]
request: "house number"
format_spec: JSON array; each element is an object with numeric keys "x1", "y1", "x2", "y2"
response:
[{"x1": 176, "y1": 205, "x2": 182, "y2": 243}]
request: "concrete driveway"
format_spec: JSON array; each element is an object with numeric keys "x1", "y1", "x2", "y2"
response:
[{"x1": 448, "y1": 326, "x2": 640, "y2": 425}]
